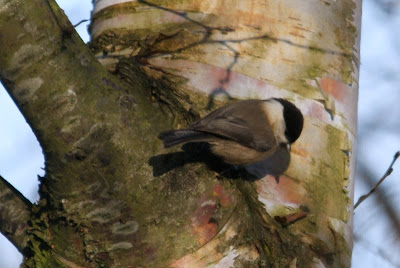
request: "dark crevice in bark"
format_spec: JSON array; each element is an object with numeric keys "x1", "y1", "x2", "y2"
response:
[
  {"x1": 115, "y1": 57, "x2": 200, "y2": 125},
  {"x1": 235, "y1": 180, "x2": 317, "y2": 267}
]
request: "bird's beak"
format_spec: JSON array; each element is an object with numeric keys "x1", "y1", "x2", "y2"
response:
[{"x1": 286, "y1": 143, "x2": 291, "y2": 152}]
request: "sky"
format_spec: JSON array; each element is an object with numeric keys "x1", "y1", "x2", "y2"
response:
[{"x1": 0, "y1": 0, "x2": 399, "y2": 267}]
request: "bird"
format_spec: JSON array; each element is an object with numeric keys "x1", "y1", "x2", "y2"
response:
[{"x1": 158, "y1": 98, "x2": 303, "y2": 166}]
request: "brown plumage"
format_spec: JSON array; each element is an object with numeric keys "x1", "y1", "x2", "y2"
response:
[{"x1": 158, "y1": 98, "x2": 303, "y2": 165}]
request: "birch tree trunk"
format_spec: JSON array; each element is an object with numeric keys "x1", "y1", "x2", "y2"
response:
[{"x1": 0, "y1": 0, "x2": 360, "y2": 267}]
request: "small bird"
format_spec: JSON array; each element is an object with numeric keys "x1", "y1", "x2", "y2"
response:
[{"x1": 158, "y1": 98, "x2": 303, "y2": 166}]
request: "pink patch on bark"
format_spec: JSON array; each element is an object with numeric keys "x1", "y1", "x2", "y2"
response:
[
  {"x1": 256, "y1": 175, "x2": 307, "y2": 206},
  {"x1": 191, "y1": 199, "x2": 217, "y2": 245},
  {"x1": 190, "y1": 184, "x2": 234, "y2": 245},
  {"x1": 148, "y1": 58, "x2": 278, "y2": 97},
  {"x1": 212, "y1": 183, "x2": 234, "y2": 207},
  {"x1": 319, "y1": 77, "x2": 348, "y2": 102},
  {"x1": 307, "y1": 101, "x2": 324, "y2": 120}
]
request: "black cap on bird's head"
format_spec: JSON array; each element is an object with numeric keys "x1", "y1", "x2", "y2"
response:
[{"x1": 273, "y1": 98, "x2": 304, "y2": 144}]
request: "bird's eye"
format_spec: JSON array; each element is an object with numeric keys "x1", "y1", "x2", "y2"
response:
[{"x1": 285, "y1": 130, "x2": 290, "y2": 138}]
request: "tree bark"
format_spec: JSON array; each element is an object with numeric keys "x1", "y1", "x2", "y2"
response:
[
  {"x1": 0, "y1": 0, "x2": 361, "y2": 267},
  {"x1": 0, "y1": 176, "x2": 31, "y2": 253}
]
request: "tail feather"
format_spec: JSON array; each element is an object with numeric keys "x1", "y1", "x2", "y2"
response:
[{"x1": 158, "y1": 129, "x2": 213, "y2": 148}]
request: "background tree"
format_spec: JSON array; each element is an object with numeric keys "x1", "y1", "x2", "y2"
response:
[{"x1": 0, "y1": 0, "x2": 361, "y2": 267}]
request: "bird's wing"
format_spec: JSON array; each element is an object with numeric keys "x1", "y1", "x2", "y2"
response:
[{"x1": 190, "y1": 100, "x2": 276, "y2": 152}]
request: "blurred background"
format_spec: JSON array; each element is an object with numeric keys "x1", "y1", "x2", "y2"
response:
[{"x1": 0, "y1": 0, "x2": 399, "y2": 267}]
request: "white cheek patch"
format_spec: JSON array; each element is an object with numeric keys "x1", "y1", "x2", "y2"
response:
[{"x1": 262, "y1": 100, "x2": 288, "y2": 144}]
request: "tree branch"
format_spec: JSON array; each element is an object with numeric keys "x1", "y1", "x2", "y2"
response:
[
  {"x1": 355, "y1": 161, "x2": 400, "y2": 243},
  {"x1": 0, "y1": 0, "x2": 116, "y2": 159},
  {"x1": 0, "y1": 175, "x2": 32, "y2": 252},
  {"x1": 73, "y1": 19, "x2": 89, "y2": 28},
  {"x1": 354, "y1": 151, "x2": 400, "y2": 209}
]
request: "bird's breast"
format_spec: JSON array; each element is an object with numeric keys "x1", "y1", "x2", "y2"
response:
[{"x1": 210, "y1": 140, "x2": 276, "y2": 165}]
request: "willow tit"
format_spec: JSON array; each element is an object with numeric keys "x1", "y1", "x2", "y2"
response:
[{"x1": 158, "y1": 98, "x2": 303, "y2": 166}]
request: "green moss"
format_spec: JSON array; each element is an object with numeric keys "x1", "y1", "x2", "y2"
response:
[{"x1": 304, "y1": 124, "x2": 350, "y2": 223}]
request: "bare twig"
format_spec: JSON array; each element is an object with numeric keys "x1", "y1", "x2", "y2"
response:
[
  {"x1": 73, "y1": 19, "x2": 89, "y2": 28},
  {"x1": 354, "y1": 151, "x2": 400, "y2": 209},
  {"x1": 274, "y1": 211, "x2": 308, "y2": 227},
  {"x1": 356, "y1": 160, "x2": 400, "y2": 244}
]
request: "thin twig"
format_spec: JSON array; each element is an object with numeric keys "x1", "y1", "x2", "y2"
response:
[
  {"x1": 354, "y1": 151, "x2": 400, "y2": 209},
  {"x1": 73, "y1": 19, "x2": 89, "y2": 28}
]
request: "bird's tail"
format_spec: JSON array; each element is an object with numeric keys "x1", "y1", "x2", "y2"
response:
[{"x1": 158, "y1": 129, "x2": 213, "y2": 148}]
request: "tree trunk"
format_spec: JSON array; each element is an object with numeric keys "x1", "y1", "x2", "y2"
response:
[{"x1": 0, "y1": 0, "x2": 361, "y2": 267}]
